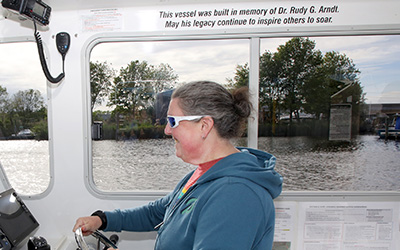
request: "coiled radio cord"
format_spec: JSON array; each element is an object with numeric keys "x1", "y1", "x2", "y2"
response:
[{"x1": 33, "y1": 20, "x2": 66, "y2": 83}]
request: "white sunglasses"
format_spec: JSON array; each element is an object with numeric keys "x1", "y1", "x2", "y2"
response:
[{"x1": 167, "y1": 115, "x2": 208, "y2": 128}]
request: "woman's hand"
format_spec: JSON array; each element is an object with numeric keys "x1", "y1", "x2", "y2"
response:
[{"x1": 72, "y1": 216, "x2": 102, "y2": 236}]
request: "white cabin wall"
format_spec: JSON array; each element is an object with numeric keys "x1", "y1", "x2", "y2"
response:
[{"x1": 1, "y1": 0, "x2": 400, "y2": 249}]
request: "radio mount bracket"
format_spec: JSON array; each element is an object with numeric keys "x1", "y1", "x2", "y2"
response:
[{"x1": 1, "y1": 0, "x2": 51, "y2": 26}]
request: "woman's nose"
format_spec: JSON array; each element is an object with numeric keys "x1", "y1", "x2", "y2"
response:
[{"x1": 164, "y1": 123, "x2": 172, "y2": 135}]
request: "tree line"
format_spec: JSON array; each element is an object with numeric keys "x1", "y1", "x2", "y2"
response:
[
  {"x1": 228, "y1": 37, "x2": 364, "y2": 136},
  {"x1": 229, "y1": 37, "x2": 363, "y2": 122},
  {"x1": 0, "y1": 37, "x2": 365, "y2": 140},
  {"x1": 0, "y1": 86, "x2": 47, "y2": 139},
  {"x1": 92, "y1": 37, "x2": 364, "y2": 139},
  {"x1": 90, "y1": 60, "x2": 178, "y2": 139}
]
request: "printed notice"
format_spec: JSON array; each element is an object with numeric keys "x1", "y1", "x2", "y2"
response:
[
  {"x1": 80, "y1": 9, "x2": 123, "y2": 32},
  {"x1": 273, "y1": 202, "x2": 297, "y2": 250},
  {"x1": 329, "y1": 104, "x2": 352, "y2": 141},
  {"x1": 297, "y1": 202, "x2": 400, "y2": 250}
]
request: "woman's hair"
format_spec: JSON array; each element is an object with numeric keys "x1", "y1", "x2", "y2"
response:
[{"x1": 171, "y1": 81, "x2": 253, "y2": 138}]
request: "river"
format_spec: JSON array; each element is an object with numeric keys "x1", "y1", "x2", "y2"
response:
[{"x1": 0, "y1": 135, "x2": 399, "y2": 195}]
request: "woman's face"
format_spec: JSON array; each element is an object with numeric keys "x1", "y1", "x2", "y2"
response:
[{"x1": 164, "y1": 98, "x2": 204, "y2": 164}]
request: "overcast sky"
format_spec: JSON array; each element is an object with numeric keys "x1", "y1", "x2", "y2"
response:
[{"x1": 1, "y1": 35, "x2": 399, "y2": 106}]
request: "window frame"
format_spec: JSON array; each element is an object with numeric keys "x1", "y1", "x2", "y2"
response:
[
  {"x1": 0, "y1": 38, "x2": 54, "y2": 199},
  {"x1": 83, "y1": 32, "x2": 400, "y2": 201}
]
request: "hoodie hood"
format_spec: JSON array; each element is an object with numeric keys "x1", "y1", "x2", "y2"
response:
[{"x1": 196, "y1": 147, "x2": 283, "y2": 199}]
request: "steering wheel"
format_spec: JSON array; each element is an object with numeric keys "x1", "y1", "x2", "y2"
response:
[{"x1": 75, "y1": 228, "x2": 118, "y2": 250}]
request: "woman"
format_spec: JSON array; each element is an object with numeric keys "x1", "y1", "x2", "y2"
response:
[{"x1": 73, "y1": 81, "x2": 283, "y2": 249}]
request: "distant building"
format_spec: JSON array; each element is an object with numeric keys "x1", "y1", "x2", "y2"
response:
[{"x1": 365, "y1": 103, "x2": 400, "y2": 116}]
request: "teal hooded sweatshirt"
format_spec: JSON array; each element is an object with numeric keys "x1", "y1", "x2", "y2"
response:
[{"x1": 104, "y1": 147, "x2": 283, "y2": 249}]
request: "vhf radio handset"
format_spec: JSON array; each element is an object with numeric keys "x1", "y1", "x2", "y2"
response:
[
  {"x1": 1, "y1": 0, "x2": 51, "y2": 26},
  {"x1": 34, "y1": 30, "x2": 70, "y2": 83}
]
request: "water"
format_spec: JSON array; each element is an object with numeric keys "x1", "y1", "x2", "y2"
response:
[
  {"x1": 92, "y1": 136, "x2": 400, "y2": 192},
  {"x1": 0, "y1": 136, "x2": 399, "y2": 195},
  {"x1": 0, "y1": 140, "x2": 50, "y2": 195},
  {"x1": 92, "y1": 139, "x2": 194, "y2": 191},
  {"x1": 258, "y1": 136, "x2": 400, "y2": 191}
]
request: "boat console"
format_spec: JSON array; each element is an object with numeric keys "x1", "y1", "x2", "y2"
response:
[{"x1": 0, "y1": 189, "x2": 39, "y2": 250}]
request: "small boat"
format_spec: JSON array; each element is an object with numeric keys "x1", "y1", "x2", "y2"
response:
[
  {"x1": 12, "y1": 129, "x2": 35, "y2": 139},
  {"x1": 377, "y1": 114, "x2": 400, "y2": 139}
]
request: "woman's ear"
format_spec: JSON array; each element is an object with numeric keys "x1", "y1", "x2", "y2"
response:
[{"x1": 200, "y1": 116, "x2": 214, "y2": 139}]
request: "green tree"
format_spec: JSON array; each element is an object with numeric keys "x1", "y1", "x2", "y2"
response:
[
  {"x1": 108, "y1": 60, "x2": 178, "y2": 118},
  {"x1": 107, "y1": 60, "x2": 178, "y2": 140},
  {"x1": 0, "y1": 86, "x2": 10, "y2": 137},
  {"x1": 259, "y1": 51, "x2": 285, "y2": 123},
  {"x1": 11, "y1": 89, "x2": 44, "y2": 113},
  {"x1": 231, "y1": 38, "x2": 323, "y2": 122},
  {"x1": 230, "y1": 37, "x2": 363, "y2": 130},
  {"x1": 0, "y1": 86, "x2": 9, "y2": 116},
  {"x1": 31, "y1": 115, "x2": 48, "y2": 140},
  {"x1": 0, "y1": 87, "x2": 47, "y2": 137},
  {"x1": 0, "y1": 85, "x2": 8, "y2": 110},
  {"x1": 90, "y1": 61, "x2": 115, "y2": 112},
  {"x1": 302, "y1": 51, "x2": 361, "y2": 119},
  {"x1": 9, "y1": 89, "x2": 46, "y2": 133},
  {"x1": 227, "y1": 63, "x2": 249, "y2": 88},
  {"x1": 274, "y1": 37, "x2": 323, "y2": 122}
]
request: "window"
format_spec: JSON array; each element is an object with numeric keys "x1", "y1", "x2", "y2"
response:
[
  {"x1": 89, "y1": 35, "x2": 400, "y2": 193},
  {"x1": 0, "y1": 42, "x2": 50, "y2": 196},
  {"x1": 258, "y1": 35, "x2": 400, "y2": 191},
  {"x1": 90, "y1": 39, "x2": 249, "y2": 191}
]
